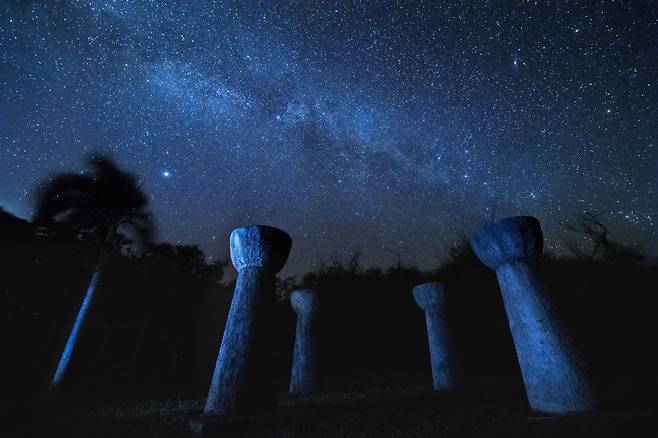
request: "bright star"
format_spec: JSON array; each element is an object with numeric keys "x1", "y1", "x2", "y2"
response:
[
  {"x1": 511, "y1": 54, "x2": 521, "y2": 71},
  {"x1": 162, "y1": 170, "x2": 171, "y2": 178}
]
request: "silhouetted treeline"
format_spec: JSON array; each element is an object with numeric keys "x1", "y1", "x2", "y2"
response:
[
  {"x1": 1, "y1": 178, "x2": 656, "y2": 409},
  {"x1": 1, "y1": 207, "x2": 228, "y2": 400},
  {"x1": 271, "y1": 239, "x2": 656, "y2": 408}
]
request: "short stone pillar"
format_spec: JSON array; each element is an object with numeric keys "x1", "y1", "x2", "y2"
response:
[
  {"x1": 203, "y1": 225, "x2": 292, "y2": 417},
  {"x1": 289, "y1": 289, "x2": 321, "y2": 393},
  {"x1": 412, "y1": 282, "x2": 461, "y2": 390},
  {"x1": 469, "y1": 216, "x2": 595, "y2": 413}
]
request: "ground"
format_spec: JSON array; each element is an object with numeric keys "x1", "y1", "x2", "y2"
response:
[{"x1": 4, "y1": 385, "x2": 656, "y2": 437}]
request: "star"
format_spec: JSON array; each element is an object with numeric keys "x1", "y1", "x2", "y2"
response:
[{"x1": 0, "y1": 1, "x2": 655, "y2": 273}]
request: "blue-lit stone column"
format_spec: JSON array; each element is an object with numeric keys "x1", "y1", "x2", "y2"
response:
[
  {"x1": 412, "y1": 282, "x2": 461, "y2": 391},
  {"x1": 203, "y1": 225, "x2": 292, "y2": 417},
  {"x1": 289, "y1": 289, "x2": 320, "y2": 394},
  {"x1": 470, "y1": 216, "x2": 595, "y2": 413},
  {"x1": 50, "y1": 263, "x2": 102, "y2": 390}
]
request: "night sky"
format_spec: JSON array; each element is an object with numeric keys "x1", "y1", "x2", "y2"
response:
[{"x1": 1, "y1": 1, "x2": 657, "y2": 274}]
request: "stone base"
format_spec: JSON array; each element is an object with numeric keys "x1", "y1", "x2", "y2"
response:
[
  {"x1": 189, "y1": 411, "x2": 297, "y2": 436},
  {"x1": 189, "y1": 417, "x2": 213, "y2": 435},
  {"x1": 188, "y1": 389, "x2": 446, "y2": 435}
]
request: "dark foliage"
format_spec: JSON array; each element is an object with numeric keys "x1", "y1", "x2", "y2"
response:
[
  {"x1": 33, "y1": 154, "x2": 154, "y2": 247},
  {"x1": 1, "y1": 164, "x2": 656, "y2": 416},
  {"x1": 0, "y1": 211, "x2": 228, "y2": 400}
]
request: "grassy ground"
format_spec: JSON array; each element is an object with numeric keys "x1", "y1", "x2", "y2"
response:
[{"x1": 4, "y1": 385, "x2": 656, "y2": 437}]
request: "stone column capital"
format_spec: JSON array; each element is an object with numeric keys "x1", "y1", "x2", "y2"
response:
[
  {"x1": 412, "y1": 282, "x2": 447, "y2": 311},
  {"x1": 290, "y1": 289, "x2": 320, "y2": 315},
  {"x1": 230, "y1": 225, "x2": 292, "y2": 273},
  {"x1": 469, "y1": 216, "x2": 543, "y2": 269}
]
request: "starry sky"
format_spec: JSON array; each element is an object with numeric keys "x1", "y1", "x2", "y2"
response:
[{"x1": 1, "y1": 1, "x2": 657, "y2": 274}]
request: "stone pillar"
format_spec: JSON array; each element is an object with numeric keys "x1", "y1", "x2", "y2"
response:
[
  {"x1": 203, "y1": 225, "x2": 292, "y2": 417},
  {"x1": 412, "y1": 282, "x2": 461, "y2": 390},
  {"x1": 469, "y1": 216, "x2": 595, "y2": 413},
  {"x1": 289, "y1": 289, "x2": 320, "y2": 394}
]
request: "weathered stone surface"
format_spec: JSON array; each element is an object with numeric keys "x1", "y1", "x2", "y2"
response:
[
  {"x1": 412, "y1": 282, "x2": 461, "y2": 391},
  {"x1": 470, "y1": 216, "x2": 595, "y2": 414},
  {"x1": 230, "y1": 225, "x2": 292, "y2": 273},
  {"x1": 412, "y1": 282, "x2": 447, "y2": 311},
  {"x1": 50, "y1": 263, "x2": 102, "y2": 390},
  {"x1": 289, "y1": 289, "x2": 320, "y2": 394},
  {"x1": 290, "y1": 288, "x2": 320, "y2": 314},
  {"x1": 469, "y1": 216, "x2": 543, "y2": 269},
  {"x1": 203, "y1": 225, "x2": 291, "y2": 417}
]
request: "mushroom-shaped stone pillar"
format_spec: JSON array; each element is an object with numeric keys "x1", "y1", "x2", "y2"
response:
[
  {"x1": 289, "y1": 289, "x2": 321, "y2": 393},
  {"x1": 203, "y1": 225, "x2": 292, "y2": 417},
  {"x1": 412, "y1": 282, "x2": 462, "y2": 390},
  {"x1": 469, "y1": 216, "x2": 595, "y2": 413}
]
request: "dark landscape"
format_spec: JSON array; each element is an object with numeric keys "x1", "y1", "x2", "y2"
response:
[{"x1": 1, "y1": 1, "x2": 657, "y2": 437}]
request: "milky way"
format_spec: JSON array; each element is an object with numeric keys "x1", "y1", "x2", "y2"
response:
[{"x1": 1, "y1": 1, "x2": 657, "y2": 273}]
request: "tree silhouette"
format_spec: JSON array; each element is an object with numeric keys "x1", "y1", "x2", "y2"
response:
[
  {"x1": 563, "y1": 211, "x2": 647, "y2": 263},
  {"x1": 130, "y1": 243, "x2": 225, "y2": 384},
  {"x1": 34, "y1": 155, "x2": 154, "y2": 390}
]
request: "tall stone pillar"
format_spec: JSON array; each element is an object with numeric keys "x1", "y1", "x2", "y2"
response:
[
  {"x1": 470, "y1": 216, "x2": 595, "y2": 413},
  {"x1": 289, "y1": 289, "x2": 321, "y2": 393},
  {"x1": 203, "y1": 225, "x2": 292, "y2": 416},
  {"x1": 412, "y1": 282, "x2": 461, "y2": 390}
]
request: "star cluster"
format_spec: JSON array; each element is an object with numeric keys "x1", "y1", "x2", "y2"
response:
[{"x1": 1, "y1": 1, "x2": 656, "y2": 273}]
